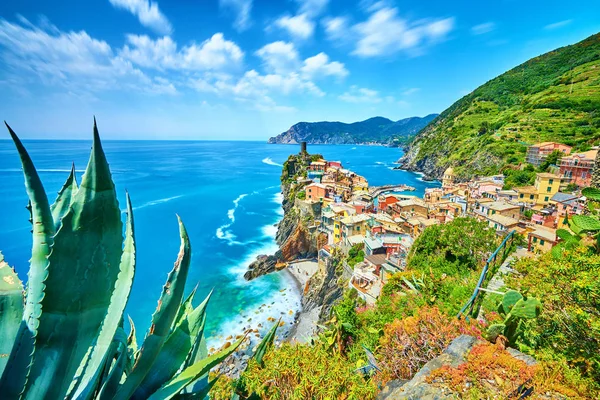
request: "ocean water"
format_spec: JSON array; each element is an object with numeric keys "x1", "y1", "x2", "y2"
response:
[{"x1": 0, "y1": 140, "x2": 438, "y2": 346}]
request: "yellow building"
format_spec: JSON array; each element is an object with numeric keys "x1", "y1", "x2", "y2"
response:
[
  {"x1": 515, "y1": 173, "x2": 562, "y2": 206},
  {"x1": 442, "y1": 167, "x2": 455, "y2": 189}
]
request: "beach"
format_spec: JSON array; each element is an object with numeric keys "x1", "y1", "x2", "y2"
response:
[{"x1": 284, "y1": 260, "x2": 321, "y2": 344}]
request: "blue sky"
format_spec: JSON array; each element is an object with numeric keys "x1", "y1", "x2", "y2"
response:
[{"x1": 0, "y1": 0, "x2": 599, "y2": 140}]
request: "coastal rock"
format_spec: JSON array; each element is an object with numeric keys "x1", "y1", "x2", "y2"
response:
[
  {"x1": 377, "y1": 335, "x2": 538, "y2": 400},
  {"x1": 303, "y1": 254, "x2": 345, "y2": 324}
]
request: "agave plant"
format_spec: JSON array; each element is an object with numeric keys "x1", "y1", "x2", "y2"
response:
[{"x1": 0, "y1": 120, "x2": 243, "y2": 399}]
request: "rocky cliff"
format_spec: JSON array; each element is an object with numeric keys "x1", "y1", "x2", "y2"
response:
[
  {"x1": 244, "y1": 153, "x2": 320, "y2": 280},
  {"x1": 269, "y1": 115, "x2": 437, "y2": 146}
]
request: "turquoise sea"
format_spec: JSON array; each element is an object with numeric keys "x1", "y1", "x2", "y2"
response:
[{"x1": 0, "y1": 140, "x2": 439, "y2": 345}]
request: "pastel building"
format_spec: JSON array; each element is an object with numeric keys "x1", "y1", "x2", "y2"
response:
[
  {"x1": 559, "y1": 149, "x2": 597, "y2": 187},
  {"x1": 526, "y1": 142, "x2": 572, "y2": 167},
  {"x1": 515, "y1": 173, "x2": 563, "y2": 206}
]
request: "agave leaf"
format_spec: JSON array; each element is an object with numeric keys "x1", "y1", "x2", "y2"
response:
[
  {"x1": 401, "y1": 277, "x2": 418, "y2": 292},
  {"x1": 114, "y1": 217, "x2": 192, "y2": 400},
  {"x1": 0, "y1": 123, "x2": 55, "y2": 396},
  {"x1": 126, "y1": 315, "x2": 138, "y2": 374},
  {"x1": 173, "y1": 284, "x2": 198, "y2": 331},
  {"x1": 582, "y1": 187, "x2": 600, "y2": 201},
  {"x1": 98, "y1": 344, "x2": 127, "y2": 400},
  {"x1": 147, "y1": 338, "x2": 243, "y2": 400},
  {"x1": 500, "y1": 290, "x2": 523, "y2": 315},
  {"x1": 551, "y1": 243, "x2": 565, "y2": 260},
  {"x1": 572, "y1": 215, "x2": 600, "y2": 232},
  {"x1": 0, "y1": 253, "x2": 23, "y2": 377},
  {"x1": 71, "y1": 192, "x2": 136, "y2": 400},
  {"x1": 132, "y1": 292, "x2": 212, "y2": 399},
  {"x1": 21, "y1": 119, "x2": 124, "y2": 399},
  {"x1": 50, "y1": 163, "x2": 78, "y2": 229},
  {"x1": 254, "y1": 320, "x2": 279, "y2": 367}
]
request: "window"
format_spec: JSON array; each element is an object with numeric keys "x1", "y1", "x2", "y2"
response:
[
  {"x1": 544, "y1": 196, "x2": 549, "y2": 202},
  {"x1": 520, "y1": 194, "x2": 524, "y2": 199},
  {"x1": 540, "y1": 240, "x2": 545, "y2": 245},
  {"x1": 549, "y1": 179, "x2": 554, "y2": 185},
  {"x1": 530, "y1": 195, "x2": 534, "y2": 200},
  {"x1": 308, "y1": 189, "x2": 312, "y2": 192},
  {"x1": 533, "y1": 237, "x2": 538, "y2": 243},
  {"x1": 547, "y1": 187, "x2": 552, "y2": 193}
]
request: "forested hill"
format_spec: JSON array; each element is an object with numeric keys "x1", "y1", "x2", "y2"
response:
[
  {"x1": 268, "y1": 114, "x2": 437, "y2": 146},
  {"x1": 398, "y1": 32, "x2": 600, "y2": 180}
]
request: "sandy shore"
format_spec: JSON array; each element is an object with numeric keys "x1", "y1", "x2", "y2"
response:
[{"x1": 284, "y1": 260, "x2": 321, "y2": 344}]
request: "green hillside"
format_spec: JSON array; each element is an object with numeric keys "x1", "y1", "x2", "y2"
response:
[
  {"x1": 399, "y1": 32, "x2": 600, "y2": 180},
  {"x1": 268, "y1": 114, "x2": 437, "y2": 146}
]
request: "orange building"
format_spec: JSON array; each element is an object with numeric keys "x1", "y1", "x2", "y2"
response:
[{"x1": 305, "y1": 183, "x2": 329, "y2": 201}]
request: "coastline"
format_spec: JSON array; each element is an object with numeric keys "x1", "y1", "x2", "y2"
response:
[{"x1": 283, "y1": 260, "x2": 321, "y2": 344}]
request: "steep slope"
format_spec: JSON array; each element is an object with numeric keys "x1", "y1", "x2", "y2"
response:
[
  {"x1": 398, "y1": 32, "x2": 600, "y2": 180},
  {"x1": 268, "y1": 114, "x2": 437, "y2": 146}
]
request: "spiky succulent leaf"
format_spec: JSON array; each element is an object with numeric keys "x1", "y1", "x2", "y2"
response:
[
  {"x1": 147, "y1": 338, "x2": 243, "y2": 400},
  {"x1": 98, "y1": 345, "x2": 127, "y2": 400},
  {"x1": 21, "y1": 120, "x2": 124, "y2": 399},
  {"x1": 126, "y1": 315, "x2": 138, "y2": 374},
  {"x1": 72, "y1": 192, "x2": 136, "y2": 400},
  {"x1": 254, "y1": 320, "x2": 279, "y2": 367},
  {"x1": 132, "y1": 292, "x2": 211, "y2": 399},
  {"x1": 572, "y1": 215, "x2": 600, "y2": 232},
  {"x1": 50, "y1": 163, "x2": 78, "y2": 229},
  {"x1": 173, "y1": 284, "x2": 198, "y2": 331},
  {"x1": 500, "y1": 290, "x2": 523, "y2": 315},
  {"x1": 0, "y1": 253, "x2": 23, "y2": 377},
  {"x1": 582, "y1": 187, "x2": 600, "y2": 201},
  {"x1": 0, "y1": 123, "x2": 55, "y2": 396},
  {"x1": 114, "y1": 217, "x2": 192, "y2": 400},
  {"x1": 509, "y1": 297, "x2": 542, "y2": 320}
]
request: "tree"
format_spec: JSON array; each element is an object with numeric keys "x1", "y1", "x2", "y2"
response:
[{"x1": 539, "y1": 149, "x2": 564, "y2": 172}]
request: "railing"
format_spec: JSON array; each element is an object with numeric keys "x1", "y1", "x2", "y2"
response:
[{"x1": 457, "y1": 230, "x2": 516, "y2": 320}]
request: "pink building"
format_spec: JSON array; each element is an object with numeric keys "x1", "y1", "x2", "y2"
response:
[
  {"x1": 526, "y1": 142, "x2": 572, "y2": 167},
  {"x1": 559, "y1": 149, "x2": 597, "y2": 187}
]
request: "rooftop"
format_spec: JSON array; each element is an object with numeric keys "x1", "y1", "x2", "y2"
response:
[
  {"x1": 487, "y1": 201, "x2": 520, "y2": 211},
  {"x1": 486, "y1": 213, "x2": 519, "y2": 227}
]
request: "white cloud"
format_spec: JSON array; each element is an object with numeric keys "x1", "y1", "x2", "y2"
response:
[
  {"x1": 0, "y1": 17, "x2": 176, "y2": 96},
  {"x1": 330, "y1": 6, "x2": 454, "y2": 57},
  {"x1": 296, "y1": 0, "x2": 329, "y2": 17},
  {"x1": 322, "y1": 16, "x2": 350, "y2": 42},
  {"x1": 402, "y1": 87, "x2": 420, "y2": 95},
  {"x1": 108, "y1": 0, "x2": 172, "y2": 35},
  {"x1": 471, "y1": 22, "x2": 495, "y2": 35},
  {"x1": 301, "y1": 52, "x2": 348, "y2": 80},
  {"x1": 274, "y1": 13, "x2": 315, "y2": 40},
  {"x1": 120, "y1": 33, "x2": 244, "y2": 71},
  {"x1": 219, "y1": 0, "x2": 252, "y2": 32},
  {"x1": 544, "y1": 19, "x2": 572, "y2": 30},
  {"x1": 255, "y1": 41, "x2": 300, "y2": 74},
  {"x1": 339, "y1": 85, "x2": 382, "y2": 103}
]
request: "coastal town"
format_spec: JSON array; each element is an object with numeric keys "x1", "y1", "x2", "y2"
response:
[{"x1": 283, "y1": 141, "x2": 595, "y2": 305}]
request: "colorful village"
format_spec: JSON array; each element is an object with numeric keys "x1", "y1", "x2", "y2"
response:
[{"x1": 290, "y1": 141, "x2": 596, "y2": 305}]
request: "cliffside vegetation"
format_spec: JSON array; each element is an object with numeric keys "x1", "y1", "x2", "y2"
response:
[
  {"x1": 268, "y1": 115, "x2": 437, "y2": 146},
  {"x1": 216, "y1": 217, "x2": 599, "y2": 399},
  {"x1": 400, "y1": 32, "x2": 600, "y2": 180}
]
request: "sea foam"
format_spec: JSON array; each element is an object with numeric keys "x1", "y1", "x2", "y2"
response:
[{"x1": 262, "y1": 157, "x2": 282, "y2": 167}]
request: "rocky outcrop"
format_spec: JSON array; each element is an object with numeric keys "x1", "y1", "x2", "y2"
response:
[
  {"x1": 302, "y1": 256, "x2": 345, "y2": 324},
  {"x1": 377, "y1": 335, "x2": 537, "y2": 399}
]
